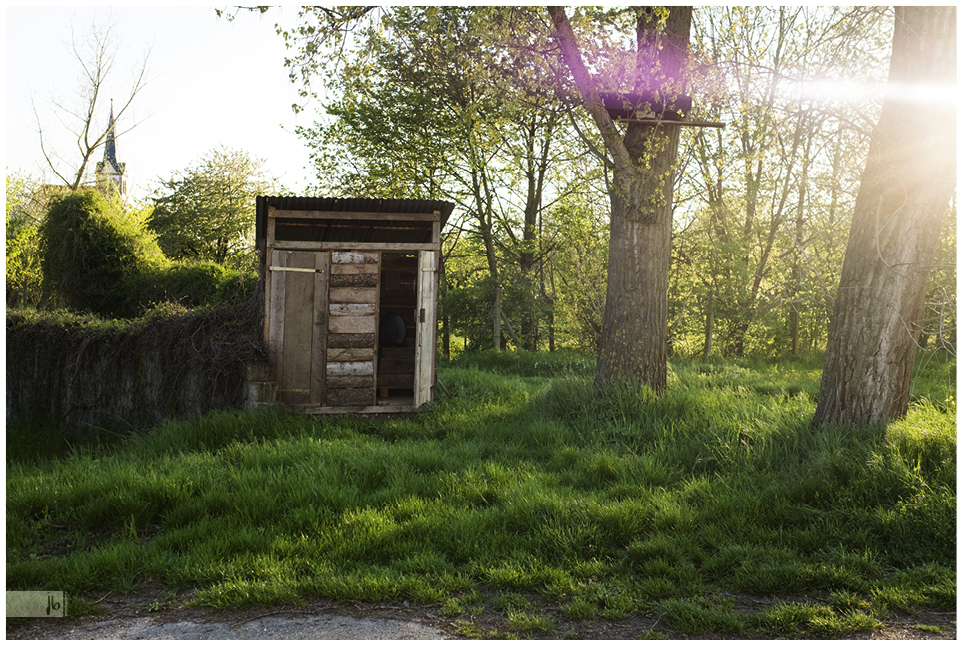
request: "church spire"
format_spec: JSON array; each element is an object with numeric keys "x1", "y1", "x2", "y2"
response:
[
  {"x1": 103, "y1": 100, "x2": 119, "y2": 168},
  {"x1": 96, "y1": 100, "x2": 127, "y2": 198}
]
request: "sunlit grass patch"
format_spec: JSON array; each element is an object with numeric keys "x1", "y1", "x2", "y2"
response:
[
  {"x1": 753, "y1": 591, "x2": 886, "y2": 637},
  {"x1": 439, "y1": 590, "x2": 484, "y2": 617},
  {"x1": 872, "y1": 563, "x2": 956, "y2": 612},
  {"x1": 560, "y1": 598, "x2": 596, "y2": 620},
  {"x1": 755, "y1": 601, "x2": 835, "y2": 638},
  {"x1": 658, "y1": 597, "x2": 745, "y2": 635}
]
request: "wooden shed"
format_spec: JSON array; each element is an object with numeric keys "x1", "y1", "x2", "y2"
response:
[{"x1": 256, "y1": 196, "x2": 455, "y2": 413}]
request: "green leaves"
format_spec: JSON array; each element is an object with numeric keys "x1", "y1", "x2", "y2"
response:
[
  {"x1": 39, "y1": 189, "x2": 164, "y2": 316},
  {"x1": 149, "y1": 147, "x2": 275, "y2": 270}
]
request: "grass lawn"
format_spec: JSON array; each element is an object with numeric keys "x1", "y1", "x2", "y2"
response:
[{"x1": 6, "y1": 350, "x2": 956, "y2": 639}]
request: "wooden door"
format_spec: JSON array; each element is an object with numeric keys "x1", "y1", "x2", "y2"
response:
[
  {"x1": 414, "y1": 250, "x2": 438, "y2": 407},
  {"x1": 267, "y1": 250, "x2": 328, "y2": 404},
  {"x1": 268, "y1": 248, "x2": 437, "y2": 410}
]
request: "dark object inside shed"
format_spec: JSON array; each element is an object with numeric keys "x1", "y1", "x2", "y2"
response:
[{"x1": 379, "y1": 312, "x2": 407, "y2": 347}]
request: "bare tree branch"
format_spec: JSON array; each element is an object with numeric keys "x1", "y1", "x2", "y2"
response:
[
  {"x1": 546, "y1": 7, "x2": 636, "y2": 176},
  {"x1": 31, "y1": 15, "x2": 151, "y2": 191}
]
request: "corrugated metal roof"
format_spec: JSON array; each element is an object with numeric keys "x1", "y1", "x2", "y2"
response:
[
  {"x1": 256, "y1": 196, "x2": 454, "y2": 249},
  {"x1": 257, "y1": 196, "x2": 455, "y2": 221}
]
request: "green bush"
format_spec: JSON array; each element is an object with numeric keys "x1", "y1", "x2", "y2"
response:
[
  {"x1": 121, "y1": 261, "x2": 257, "y2": 314},
  {"x1": 38, "y1": 190, "x2": 257, "y2": 317},
  {"x1": 6, "y1": 220, "x2": 44, "y2": 308},
  {"x1": 39, "y1": 190, "x2": 165, "y2": 316}
]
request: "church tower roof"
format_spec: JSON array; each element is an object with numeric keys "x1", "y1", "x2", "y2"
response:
[
  {"x1": 96, "y1": 100, "x2": 127, "y2": 197},
  {"x1": 103, "y1": 101, "x2": 120, "y2": 168}
]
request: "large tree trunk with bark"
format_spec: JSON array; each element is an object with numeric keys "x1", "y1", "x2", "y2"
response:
[
  {"x1": 548, "y1": 6, "x2": 691, "y2": 391},
  {"x1": 813, "y1": 6, "x2": 956, "y2": 427},
  {"x1": 596, "y1": 121, "x2": 681, "y2": 387}
]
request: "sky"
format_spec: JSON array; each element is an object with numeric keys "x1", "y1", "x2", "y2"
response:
[{"x1": 5, "y1": 5, "x2": 318, "y2": 203}]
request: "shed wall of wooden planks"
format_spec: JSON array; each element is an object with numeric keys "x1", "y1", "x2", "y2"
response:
[{"x1": 325, "y1": 251, "x2": 380, "y2": 406}]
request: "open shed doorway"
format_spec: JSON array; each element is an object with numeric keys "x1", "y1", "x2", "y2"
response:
[{"x1": 377, "y1": 253, "x2": 418, "y2": 404}]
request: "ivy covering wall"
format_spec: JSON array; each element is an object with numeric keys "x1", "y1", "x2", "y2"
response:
[{"x1": 6, "y1": 297, "x2": 268, "y2": 437}]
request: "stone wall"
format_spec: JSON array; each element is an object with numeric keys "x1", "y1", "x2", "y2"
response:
[{"x1": 6, "y1": 304, "x2": 273, "y2": 437}]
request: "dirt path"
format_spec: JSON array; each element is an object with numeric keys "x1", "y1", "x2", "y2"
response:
[
  {"x1": 7, "y1": 593, "x2": 457, "y2": 641},
  {"x1": 7, "y1": 609, "x2": 453, "y2": 640},
  {"x1": 6, "y1": 589, "x2": 956, "y2": 641}
]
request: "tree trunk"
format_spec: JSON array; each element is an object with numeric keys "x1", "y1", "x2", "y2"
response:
[
  {"x1": 788, "y1": 272, "x2": 800, "y2": 356},
  {"x1": 703, "y1": 288, "x2": 715, "y2": 361},
  {"x1": 596, "y1": 122, "x2": 679, "y2": 387},
  {"x1": 519, "y1": 115, "x2": 555, "y2": 351},
  {"x1": 548, "y1": 6, "x2": 691, "y2": 391},
  {"x1": 813, "y1": 6, "x2": 956, "y2": 427},
  {"x1": 493, "y1": 282, "x2": 502, "y2": 351},
  {"x1": 789, "y1": 127, "x2": 813, "y2": 356},
  {"x1": 470, "y1": 167, "x2": 502, "y2": 352},
  {"x1": 546, "y1": 260, "x2": 557, "y2": 353},
  {"x1": 440, "y1": 256, "x2": 451, "y2": 361}
]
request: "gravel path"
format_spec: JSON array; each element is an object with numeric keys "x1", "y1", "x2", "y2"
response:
[
  {"x1": 7, "y1": 592, "x2": 458, "y2": 641},
  {"x1": 10, "y1": 612, "x2": 453, "y2": 640}
]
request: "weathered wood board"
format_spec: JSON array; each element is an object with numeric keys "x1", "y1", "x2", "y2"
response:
[
  {"x1": 331, "y1": 263, "x2": 379, "y2": 276},
  {"x1": 332, "y1": 251, "x2": 379, "y2": 264},
  {"x1": 329, "y1": 303, "x2": 376, "y2": 317},
  {"x1": 327, "y1": 388, "x2": 375, "y2": 406},
  {"x1": 328, "y1": 316, "x2": 376, "y2": 334},
  {"x1": 327, "y1": 347, "x2": 374, "y2": 362},
  {"x1": 329, "y1": 287, "x2": 377, "y2": 304},
  {"x1": 330, "y1": 273, "x2": 379, "y2": 288},
  {"x1": 326, "y1": 361, "x2": 375, "y2": 376},
  {"x1": 327, "y1": 375, "x2": 376, "y2": 389},
  {"x1": 328, "y1": 333, "x2": 376, "y2": 348},
  {"x1": 269, "y1": 249, "x2": 328, "y2": 405}
]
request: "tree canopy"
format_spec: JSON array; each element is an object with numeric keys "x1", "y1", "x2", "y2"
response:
[
  {"x1": 259, "y1": 5, "x2": 954, "y2": 375},
  {"x1": 149, "y1": 147, "x2": 276, "y2": 269}
]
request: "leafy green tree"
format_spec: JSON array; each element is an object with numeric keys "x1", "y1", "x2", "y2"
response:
[
  {"x1": 149, "y1": 147, "x2": 276, "y2": 270},
  {"x1": 291, "y1": 6, "x2": 584, "y2": 352},
  {"x1": 669, "y1": 6, "x2": 894, "y2": 359},
  {"x1": 918, "y1": 206, "x2": 956, "y2": 353},
  {"x1": 549, "y1": 6, "x2": 692, "y2": 390},
  {"x1": 6, "y1": 175, "x2": 52, "y2": 308},
  {"x1": 541, "y1": 187, "x2": 610, "y2": 351}
]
